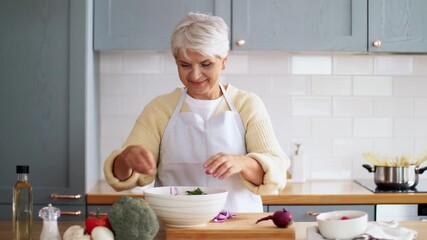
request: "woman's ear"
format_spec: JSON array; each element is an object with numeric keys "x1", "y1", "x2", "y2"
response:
[{"x1": 221, "y1": 56, "x2": 228, "y2": 70}]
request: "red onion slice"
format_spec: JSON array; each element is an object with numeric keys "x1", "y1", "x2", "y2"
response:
[{"x1": 213, "y1": 211, "x2": 236, "y2": 223}]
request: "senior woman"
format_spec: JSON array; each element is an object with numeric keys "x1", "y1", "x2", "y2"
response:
[{"x1": 104, "y1": 12, "x2": 289, "y2": 213}]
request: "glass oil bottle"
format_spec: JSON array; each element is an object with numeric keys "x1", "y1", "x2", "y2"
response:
[{"x1": 13, "y1": 165, "x2": 33, "y2": 240}]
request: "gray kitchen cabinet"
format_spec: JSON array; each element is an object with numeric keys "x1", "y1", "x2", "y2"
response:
[
  {"x1": 94, "y1": 0, "x2": 231, "y2": 50},
  {"x1": 94, "y1": 0, "x2": 427, "y2": 53},
  {"x1": 231, "y1": 0, "x2": 367, "y2": 52},
  {"x1": 0, "y1": 0, "x2": 91, "y2": 220},
  {"x1": 368, "y1": 0, "x2": 427, "y2": 53},
  {"x1": 268, "y1": 205, "x2": 375, "y2": 222}
]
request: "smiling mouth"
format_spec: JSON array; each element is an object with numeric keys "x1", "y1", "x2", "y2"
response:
[{"x1": 189, "y1": 80, "x2": 207, "y2": 87}]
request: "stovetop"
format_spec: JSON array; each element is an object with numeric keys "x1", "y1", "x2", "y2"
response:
[{"x1": 354, "y1": 179, "x2": 427, "y2": 193}]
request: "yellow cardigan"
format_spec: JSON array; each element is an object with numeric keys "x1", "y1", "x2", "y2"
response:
[{"x1": 104, "y1": 84, "x2": 289, "y2": 195}]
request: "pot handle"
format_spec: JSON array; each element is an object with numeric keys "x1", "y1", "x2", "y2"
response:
[
  {"x1": 416, "y1": 166, "x2": 427, "y2": 174},
  {"x1": 362, "y1": 164, "x2": 375, "y2": 173}
]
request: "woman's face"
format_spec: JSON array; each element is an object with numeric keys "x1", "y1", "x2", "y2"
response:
[{"x1": 176, "y1": 49, "x2": 227, "y2": 100}]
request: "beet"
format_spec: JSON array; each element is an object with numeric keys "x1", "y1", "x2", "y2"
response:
[{"x1": 255, "y1": 208, "x2": 293, "y2": 228}]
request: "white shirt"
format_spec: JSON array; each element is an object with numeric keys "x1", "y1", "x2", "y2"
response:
[{"x1": 185, "y1": 94, "x2": 223, "y2": 121}]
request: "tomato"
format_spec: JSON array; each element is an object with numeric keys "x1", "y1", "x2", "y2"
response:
[
  {"x1": 85, "y1": 210, "x2": 112, "y2": 235},
  {"x1": 340, "y1": 216, "x2": 350, "y2": 220}
]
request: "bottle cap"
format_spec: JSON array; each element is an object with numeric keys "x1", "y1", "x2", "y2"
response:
[{"x1": 16, "y1": 165, "x2": 29, "y2": 174}]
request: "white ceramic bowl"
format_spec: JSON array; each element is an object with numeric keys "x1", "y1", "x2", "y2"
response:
[
  {"x1": 143, "y1": 186, "x2": 228, "y2": 228},
  {"x1": 316, "y1": 210, "x2": 368, "y2": 239}
]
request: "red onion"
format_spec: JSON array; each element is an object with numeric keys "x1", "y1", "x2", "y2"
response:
[{"x1": 256, "y1": 208, "x2": 293, "y2": 228}]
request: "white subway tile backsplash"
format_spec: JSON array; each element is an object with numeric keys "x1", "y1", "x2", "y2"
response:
[
  {"x1": 100, "y1": 74, "x2": 123, "y2": 95},
  {"x1": 291, "y1": 97, "x2": 331, "y2": 116},
  {"x1": 121, "y1": 74, "x2": 143, "y2": 96},
  {"x1": 122, "y1": 52, "x2": 163, "y2": 73},
  {"x1": 308, "y1": 157, "x2": 352, "y2": 180},
  {"x1": 414, "y1": 56, "x2": 427, "y2": 76},
  {"x1": 101, "y1": 96, "x2": 122, "y2": 117},
  {"x1": 353, "y1": 118, "x2": 393, "y2": 138},
  {"x1": 394, "y1": 118, "x2": 427, "y2": 137},
  {"x1": 99, "y1": 52, "x2": 427, "y2": 181},
  {"x1": 414, "y1": 139, "x2": 427, "y2": 155},
  {"x1": 291, "y1": 55, "x2": 332, "y2": 75},
  {"x1": 122, "y1": 96, "x2": 147, "y2": 117},
  {"x1": 333, "y1": 55, "x2": 374, "y2": 75},
  {"x1": 373, "y1": 97, "x2": 413, "y2": 117},
  {"x1": 262, "y1": 96, "x2": 290, "y2": 121},
  {"x1": 373, "y1": 138, "x2": 414, "y2": 156},
  {"x1": 100, "y1": 52, "x2": 122, "y2": 74},
  {"x1": 298, "y1": 138, "x2": 332, "y2": 157},
  {"x1": 333, "y1": 97, "x2": 373, "y2": 117},
  {"x1": 223, "y1": 53, "x2": 249, "y2": 74},
  {"x1": 312, "y1": 118, "x2": 352, "y2": 138},
  {"x1": 374, "y1": 56, "x2": 414, "y2": 75},
  {"x1": 414, "y1": 98, "x2": 427, "y2": 116},
  {"x1": 311, "y1": 76, "x2": 352, "y2": 96},
  {"x1": 248, "y1": 52, "x2": 289, "y2": 74},
  {"x1": 271, "y1": 75, "x2": 310, "y2": 96},
  {"x1": 333, "y1": 138, "x2": 374, "y2": 158},
  {"x1": 394, "y1": 77, "x2": 427, "y2": 96},
  {"x1": 227, "y1": 75, "x2": 271, "y2": 96},
  {"x1": 353, "y1": 76, "x2": 393, "y2": 96},
  {"x1": 101, "y1": 116, "x2": 133, "y2": 139}
]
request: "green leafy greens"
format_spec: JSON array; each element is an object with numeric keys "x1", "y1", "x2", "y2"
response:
[{"x1": 185, "y1": 187, "x2": 206, "y2": 195}]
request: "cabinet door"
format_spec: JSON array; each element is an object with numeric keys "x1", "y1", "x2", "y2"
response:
[
  {"x1": 94, "y1": 0, "x2": 231, "y2": 50},
  {"x1": 232, "y1": 0, "x2": 367, "y2": 52},
  {"x1": 369, "y1": 0, "x2": 427, "y2": 53},
  {"x1": 0, "y1": 0, "x2": 86, "y2": 219}
]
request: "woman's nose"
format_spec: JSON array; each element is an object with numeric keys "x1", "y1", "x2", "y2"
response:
[{"x1": 189, "y1": 66, "x2": 202, "y2": 80}]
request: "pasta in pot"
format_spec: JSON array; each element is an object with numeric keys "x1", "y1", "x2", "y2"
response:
[{"x1": 362, "y1": 152, "x2": 427, "y2": 167}]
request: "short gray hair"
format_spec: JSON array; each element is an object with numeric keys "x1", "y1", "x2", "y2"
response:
[{"x1": 171, "y1": 12, "x2": 230, "y2": 59}]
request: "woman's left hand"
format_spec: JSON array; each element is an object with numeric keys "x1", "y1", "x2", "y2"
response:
[
  {"x1": 204, "y1": 152, "x2": 244, "y2": 180},
  {"x1": 204, "y1": 152, "x2": 264, "y2": 185}
]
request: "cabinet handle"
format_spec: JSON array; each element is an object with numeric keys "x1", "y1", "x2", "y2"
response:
[
  {"x1": 61, "y1": 211, "x2": 82, "y2": 216},
  {"x1": 51, "y1": 193, "x2": 82, "y2": 199},
  {"x1": 235, "y1": 39, "x2": 246, "y2": 46},
  {"x1": 372, "y1": 40, "x2": 382, "y2": 48}
]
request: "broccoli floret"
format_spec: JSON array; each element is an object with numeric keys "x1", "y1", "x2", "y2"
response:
[{"x1": 107, "y1": 196, "x2": 159, "y2": 240}]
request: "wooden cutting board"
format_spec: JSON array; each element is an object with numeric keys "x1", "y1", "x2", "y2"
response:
[{"x1": 166, "y1": 213, "x2": 295, "y2": 240}]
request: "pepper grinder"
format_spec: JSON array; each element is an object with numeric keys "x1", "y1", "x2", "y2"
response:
[{"x1": 39, "y1": 203, "x2": 62, "y2": 240}]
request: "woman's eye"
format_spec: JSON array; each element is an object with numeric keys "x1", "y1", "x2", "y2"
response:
[
  {"x1": 201, "y1": 62, "x2": 212, "y2": 67},
  {"x1": 180, "y1": 63, "x2": 190, "y2": 68}
]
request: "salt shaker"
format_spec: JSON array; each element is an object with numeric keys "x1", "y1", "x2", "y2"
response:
[{"x1": 39, "y1": 203, "x2": 62, "y2": 240}]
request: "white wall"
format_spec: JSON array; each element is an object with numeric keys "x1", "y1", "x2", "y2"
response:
[{"x1": 98, "y1": 51, "x2": 427, "y2": 181}]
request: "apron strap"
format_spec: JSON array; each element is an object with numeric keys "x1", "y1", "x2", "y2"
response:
[
  {"x1": 172, "y1": 85, "x2": 237, "y2": 119},
  {"x1": 219, "y1": 84, "x2": 238, "y2": 112}
]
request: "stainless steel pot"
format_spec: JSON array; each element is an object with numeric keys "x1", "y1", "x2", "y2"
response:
[{"x1": 362, "y1": 164, "x2": 427, "y2": 190}]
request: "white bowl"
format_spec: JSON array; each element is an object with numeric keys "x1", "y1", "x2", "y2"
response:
[
  {"x1": 316, "y1": 210, "x2": 368, "y2": 239},
  {"x1": 143, "y1": 186, "x2": 228, "y2": 228}
]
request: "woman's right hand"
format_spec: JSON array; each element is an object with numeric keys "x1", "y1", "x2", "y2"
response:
[{"x1": 113, "y1": 145, "x2": 156, "y2": 181}]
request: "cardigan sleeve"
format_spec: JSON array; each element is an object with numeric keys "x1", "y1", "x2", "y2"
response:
[
  {"x1": 231, "y1": 86, "x2": 290, "y2": 195},
  {"x1": 103, "y1": 89, "x2": 180, "y2": 191}
]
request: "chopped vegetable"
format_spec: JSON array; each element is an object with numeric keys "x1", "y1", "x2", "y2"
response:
[
  {"x1": 256, "y1": 208, "x2": 293, "y2": 228},
  {"x1": 341, "y1": 216, "x2": 350, "y2": 220},
  {"x1": 186, "y1": 187, "x2": 206, "y2": 195},
  {"x1": 213, "y1": 211, "x2": 236, "y2": 223}
]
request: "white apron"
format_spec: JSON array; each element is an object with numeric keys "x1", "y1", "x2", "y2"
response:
[{"x1": 156, "y1": 85, "x2": 263, "y2": 213}]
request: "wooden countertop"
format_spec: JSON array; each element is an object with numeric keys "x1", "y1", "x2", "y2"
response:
[
  {"x1": 87, "y1": 180, "x2": 427, "y2": 205},
  {"x1": 1, "y1": 216, "x2": 426, "y2": 240}
]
